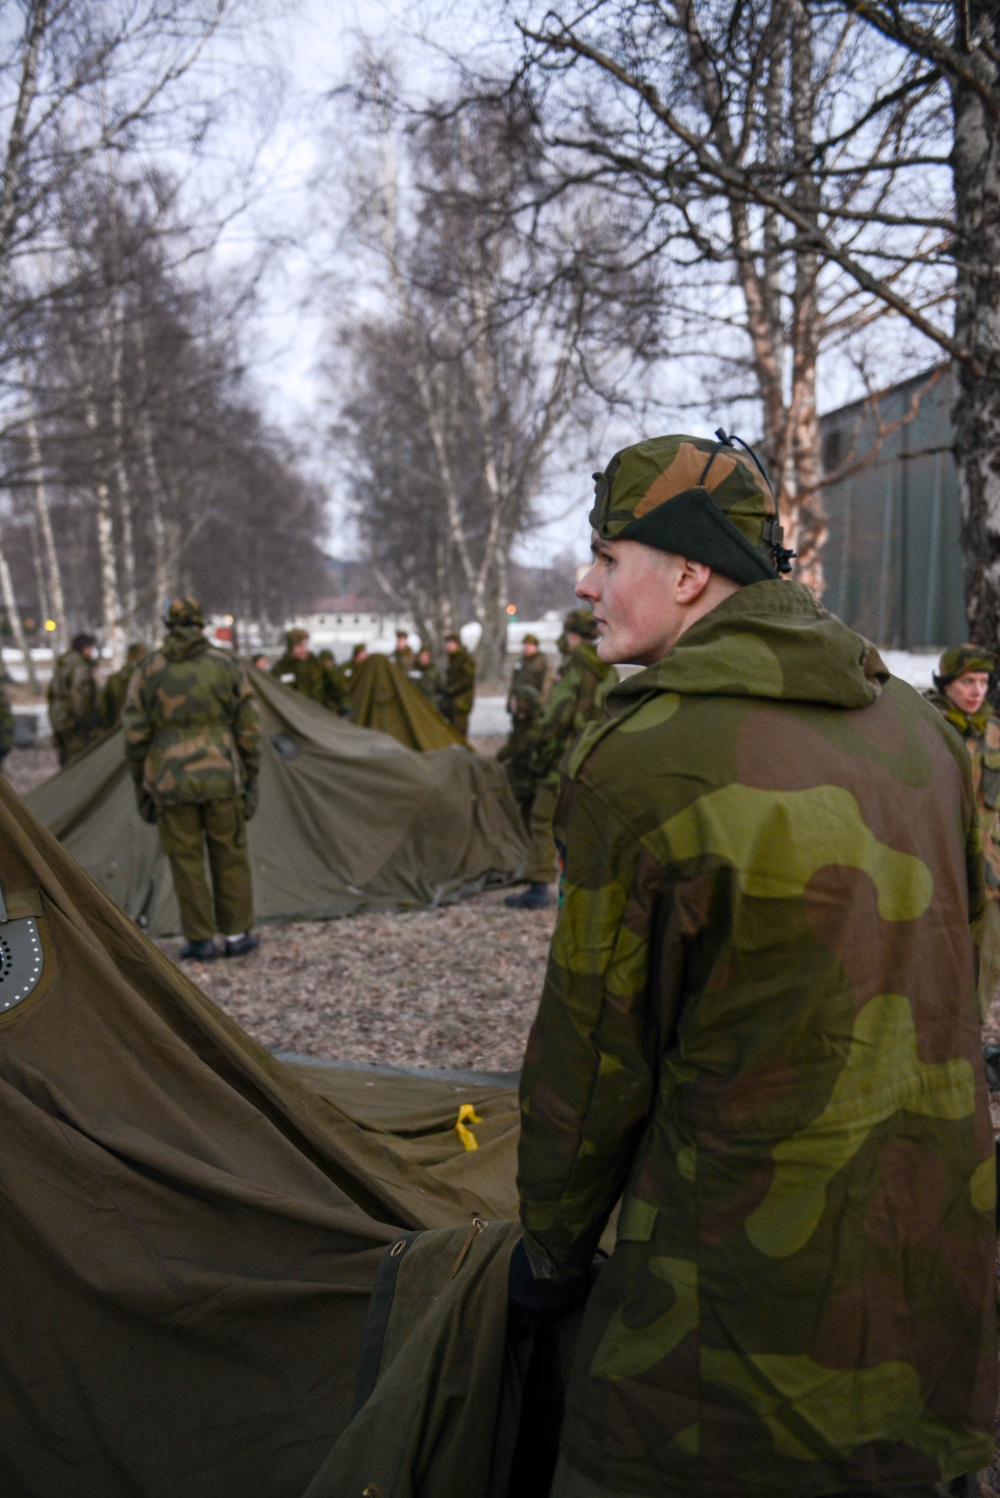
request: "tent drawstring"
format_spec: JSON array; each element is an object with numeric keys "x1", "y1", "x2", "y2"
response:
[{"x1": 454, "y1": 1103, "x2": 482, "y2": 1152}]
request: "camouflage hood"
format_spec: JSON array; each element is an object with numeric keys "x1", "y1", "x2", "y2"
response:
[
  {"x1": 161, "y1": 625, "x2": 210, "y2": 664},
  {"x1": 608, "y1": 580, "x2": 885, "y2": 711}
]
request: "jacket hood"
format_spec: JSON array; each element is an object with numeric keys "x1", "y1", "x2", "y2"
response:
[
  {"x1": 162, "y1": 626, "x2": 210, "y2": 663},
  {"x1": 607, "y1": 581, "x2": 886, "y2": 712}
]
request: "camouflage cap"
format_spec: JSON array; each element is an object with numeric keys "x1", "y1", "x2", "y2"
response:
[
  {"x1": 935, "y1": 643, "x2": 997, "y2": 687},
  {"x1": 351, "y1": 643, "x2": 367, "y2": 660},
  {"x1": 163, "y1": 596, "x2": 204, "y2": 628},
  {"x1": 563, "y1": 607, "x2": 599, "y2": 641},
  {"x1": 445, "y1": 632, "x2": 462, "y2": 646},
  {"x1": 286, "y1": 627, "x2": 309, "y2": 648},
  {"x1": 589, "y1": 431, "x2": 791, "y2": 586},
  {"x1": 522, "y1": 633, "x2": 540, "y2": 646},
  {"x1": 125, "y1": 642, "x2": 146, "y2": 663}
]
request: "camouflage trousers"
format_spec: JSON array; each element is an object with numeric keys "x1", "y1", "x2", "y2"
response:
[
  {"x1": 157, "y1": 798, "x2": 253, "y2": 942},
  {"x1": 524, "y1": 782, "x2": 559, "y2": 885},
  {"x1": 550, "y1": 1453, "x2": 977, "y2": 1496},
  {"x1": 978, "y1": 896, "x2": 1000, "y2": 1022}
]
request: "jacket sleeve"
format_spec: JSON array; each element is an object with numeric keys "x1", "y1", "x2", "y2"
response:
[{"x1": 517, "y1": 776, "x2": 675, "y2": 1283}]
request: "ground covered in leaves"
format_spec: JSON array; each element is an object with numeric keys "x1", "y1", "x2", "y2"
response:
[{"x1": 158, "y1": 888, "x2": 555, "y2": 1073}]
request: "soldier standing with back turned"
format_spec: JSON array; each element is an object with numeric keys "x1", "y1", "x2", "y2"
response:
[
  {"x1": 926, "y1": 643, "x2": 1000, "y2": 1019},
  {"x1": 48, "y1": 633, "x2": 104, "y2": 765},
  {"x1": 123, "y1": 597, "x2": 260, "y2": 962}
]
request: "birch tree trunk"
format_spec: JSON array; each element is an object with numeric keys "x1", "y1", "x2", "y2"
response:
[
  {"x1": 0, "y1": 516, "x2": 37, "y2": 690},
  {"x1": 952, "y1": 0, "x2": 1000, "y2": 646},
  {"x1": 22, "y1": 363, "x2": 67, "y2": 649}
]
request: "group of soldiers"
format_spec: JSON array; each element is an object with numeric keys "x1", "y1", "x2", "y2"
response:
[{"x1": 266, "y1": 625, "x2": 478, "y2": 738}]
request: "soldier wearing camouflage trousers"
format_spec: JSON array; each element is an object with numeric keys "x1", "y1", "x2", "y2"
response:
[
  {"x1": 123, "y1": 597, "x2": 261, "y2": 962},
  {"x1": 513, "y1": 433, "x2": 996, "y2": 1497}
]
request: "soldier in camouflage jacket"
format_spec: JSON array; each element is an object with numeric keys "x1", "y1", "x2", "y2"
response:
[
  {"x1": 272, "y1": 629, "x2": 345, "y2": 713},
  {"x1": 48, "y1": 633, "x2": 104, "y2": 765},
  {"x1": 102, "y1": 641, "x2": 147, "y2": 726},
  {"x1": 927, "y1": 643, "x2": 1000, "y2": 1020},
  {"x1": 441, "y1": 634, "x2": 476, "y2": 737},
  {"x1": 123, "y1": 597, "x2": 261, "y2": 961},
  {"x1": 506, "y1": 610, "x2": 617, "y2": 909},
  {"x1": 515, "y1": 434, "x2": 996, "y2": 1497}
]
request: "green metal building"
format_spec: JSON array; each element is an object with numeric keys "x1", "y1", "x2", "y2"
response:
[{"x1": 819, "y1": 364, "x2": 964, "y2": 648}]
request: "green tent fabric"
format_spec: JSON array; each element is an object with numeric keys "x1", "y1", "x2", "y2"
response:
[
  {"x1": 347, "y1": 652, "x2": 468, "y2": 751},
  {"x1": 26, "y1": 665, "x2": 527, "y2": 935},
  {"x1": 0, "y1": 773, "x2": 537, "y2": 1497}
]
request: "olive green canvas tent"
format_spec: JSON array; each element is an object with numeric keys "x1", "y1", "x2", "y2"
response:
[
  {"x1": 27, "y1": 666, "x2": 527, "y2": 935},
  {"x1": 346, "y1": 653, "x2": 467, "y2": 751},
  {"x1": 0, "y1": 774, "x2": 544, "y2": 1498}
]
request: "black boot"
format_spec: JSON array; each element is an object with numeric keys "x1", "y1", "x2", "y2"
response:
[
  {"x1": 505, "y1": 882, "x2": 551, "y2": 910},
  {"x1": 180, "y1": 938, "x2": 216, "y2": 962},
  {"x1": 222, "y1": 931, "x2": 259, "y2": 958}
]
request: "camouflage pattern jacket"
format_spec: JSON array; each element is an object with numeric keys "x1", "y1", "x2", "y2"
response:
[
  {"x1": 123, "y1": 627, "x2": 260, "y2": 804},
  {"x1": 530, "y1": 641, "x2": 617, "y2": 790},
  {"x1": 103, "y1": 660, "x2": 141, "y2": 727},
  {"x1": 518, "y1": 582, "x2": 996, "y2": 1496},
  {"x1": 508, "y1": 651, "x2": 552, "y2": 714},
  {"x1": 926, "y1": 689, "x2": 1000, "y2": 897},
  {"x1": 48, "y1": 650, "x2": 102, "y2": 746},
  {"x1": 443, "y1": 647, "x2": 476, "y2": 718},
  {"x1": 271, "y1": 651, "x2": 345, "y2": 712}
]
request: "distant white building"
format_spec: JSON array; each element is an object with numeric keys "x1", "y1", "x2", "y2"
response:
[{"x1": 286, "y1": 596, "x2": 415, "y2": 660}]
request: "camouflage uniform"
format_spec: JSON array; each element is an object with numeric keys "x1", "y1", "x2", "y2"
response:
[
  {"x1": 102, "y1": 642, "x2": 147, "y2": 727},
  {"x1": 48, "y1": 640, "x2": 104, "y2": 765},
  {"x1": 508, "y1": 636, "x2": 552, "y2": 711},
  {"x1": 442, "y1": 639, "x2": 476, "y2": 737},
  {"x1": 123, "y1": 598, "x2": 260, "y2": 946},
  {"x1": 498, "y1": 682, "x2": 543, "y2": 824},
  {"x1": 341, "y1": 644, "x2": 368, "y2": 689},
  {"x1": 926, "y1": 644, "x2": 1000, "y2": 1021},
  {"x1": 522, "y1": 612, "x2": 617, "y2": 886},
  {"x1": 410, "y1": 652, "x2": 441, "y2": 703},
  {"x1": 519, "y1": 435, "x2": 996, "y2": 1497},
  {"x1": 393, "y1": 640, "x2": 415, "y2": 674},
  {"x1": 272, "y1": 630, "x2": 345, "y2": 712}
]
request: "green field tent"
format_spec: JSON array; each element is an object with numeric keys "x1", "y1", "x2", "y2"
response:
[
  {"x1": 27, "y1": 665, "x2": 527, "y2": 935},
  {"x1": 346, "y1": 652, "x2": 467, "y2": 751},
  {"x1": 0, "y1": 773, "x2": 551, "y2": 1498}
]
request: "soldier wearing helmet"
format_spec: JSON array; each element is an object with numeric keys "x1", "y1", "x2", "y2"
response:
[
  {"x1": 122, "y1": 597, "x2": 261, "y2": 962},
  {"x1": 505, "y1": 607, "x2": 617, "y2": 910},
  {"x1": 927, "y1": 643, "x2": 1000, "y2": 1019},
  {"x1": 513, "y1": 433, "x2": 996, "y2": 1496}
]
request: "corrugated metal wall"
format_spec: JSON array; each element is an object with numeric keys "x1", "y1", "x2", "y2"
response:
[{"x1": 819, "y1": 365, "x2": 965, "y2": 648}]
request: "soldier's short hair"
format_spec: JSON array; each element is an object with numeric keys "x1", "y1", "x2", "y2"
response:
[
  {"x1": 286, "y1": 627, "x2": 309, "y2": 648},
  {"x1": 71, "y1": 632, "x2": 97, "y2": 654}
]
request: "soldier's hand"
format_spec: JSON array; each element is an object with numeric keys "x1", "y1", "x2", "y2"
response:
[
  {"x1": 242, "y1": 778, "x2": 260, "y2": 821},
  {"x1": 136, "y1": 789, "x2": 159, "y2": 825}
]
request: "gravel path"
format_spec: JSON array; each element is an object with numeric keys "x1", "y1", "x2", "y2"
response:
[{"x1": 158, "y1": 888, "x2": 556, "y2": 1072}]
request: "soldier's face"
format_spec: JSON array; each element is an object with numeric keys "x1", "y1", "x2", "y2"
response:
[
  {"x1": 523, "y1": 642, "x2": 538, "y2": 657},
  {"x1": 291, "y1": 641, "x2": 309, "y2": 660},
  {"x1": 577, "y1": 535, "x2": 718, "y2": 665},
  {"x1": 946, "y1": 671, "x2": 990, "y2": 715}
]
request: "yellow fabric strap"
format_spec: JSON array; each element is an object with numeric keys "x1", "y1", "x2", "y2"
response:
[{"x1": 455, "y1": 1103, "x2": 483, "y2": 1152}]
